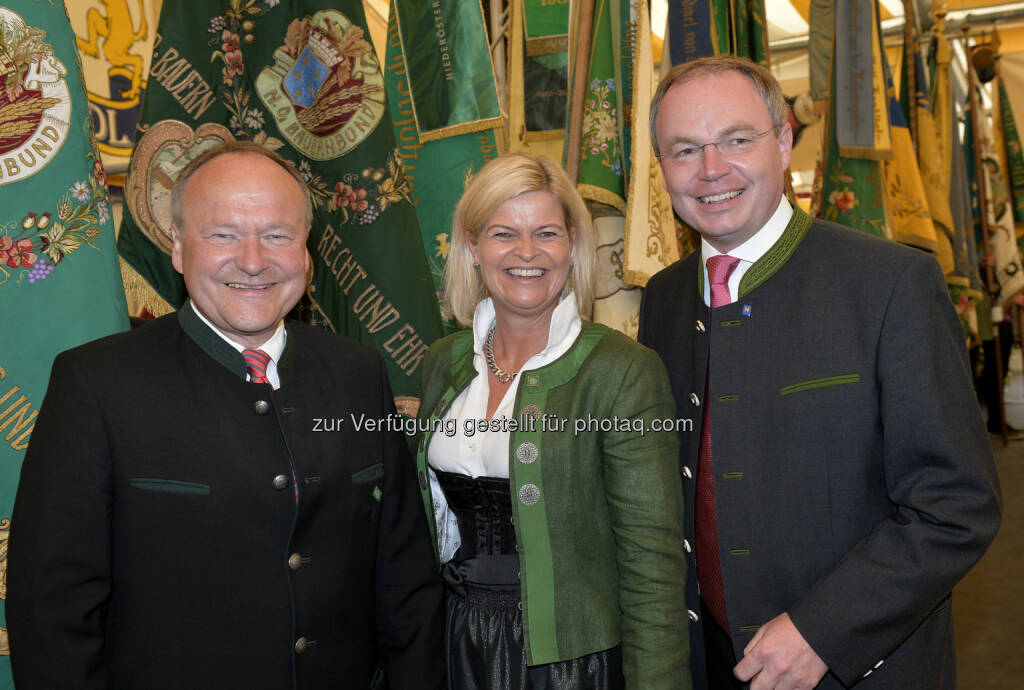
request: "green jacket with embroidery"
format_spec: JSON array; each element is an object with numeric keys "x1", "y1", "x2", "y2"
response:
[{"x1": 414, "y1": 321, "x2": 691, "y2": 689}]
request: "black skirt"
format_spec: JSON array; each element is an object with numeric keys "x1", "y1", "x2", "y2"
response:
[{"x1": 435, "y1": 471, "x2": 624, "y2": 690}]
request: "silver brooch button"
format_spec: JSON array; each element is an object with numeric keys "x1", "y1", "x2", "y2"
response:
[
  {"x1": 521, "y1": 404, "x2": 542, "y2": 420},
  {"x1": 518, "y1": 483, "x2": 540, "y2": 506},
  {"x1": 516, "y1": 442, "x2": 539, "y2": 464}
]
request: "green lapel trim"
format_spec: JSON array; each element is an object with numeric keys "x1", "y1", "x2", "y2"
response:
[
  {"x1": 696, "y1": 205, "x2": 813, "y2": 301},
  {"x1": 511, "y1": 321, "x2": 608, "y2": 665},
  {"x1": 737, "y1": 206, "x2": 812, "y2": 299},
  {"x1": 177, "y1": 302, "x2": 247, "y2": 379}
]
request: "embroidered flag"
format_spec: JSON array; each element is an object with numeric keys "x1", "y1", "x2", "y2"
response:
[
  {"x1": 813, "y1": 0, "x2": 889, "y2": 239},
  {"x1": 968, "y1": 71, "x2": 1024, "y2": 310},
  {"x1": 117, "y1": 0, "x2": 443, "y2": 396},
  {"x1": 384, "y1": 0, "x2": 500, "y2": 332},
  {"x1": 0, "y1": 3, "x2": 130, "y2": 679}
]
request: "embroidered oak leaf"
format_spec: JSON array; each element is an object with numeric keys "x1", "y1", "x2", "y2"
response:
[{"x1": 283, "y1": 18, "x2": 310, "y2": 58}]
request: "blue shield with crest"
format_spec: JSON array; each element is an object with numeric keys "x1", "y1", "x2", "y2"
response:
[{"x1": 285, "y1": 46, "x2": 329, "y2": 108}]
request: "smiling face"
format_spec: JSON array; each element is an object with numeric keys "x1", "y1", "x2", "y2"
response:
[
  {"x1": 655, "y1": 70, "x2": 792, "y2": 253},
  {"x1": 171, "y1": 151, "x2": 311, "y2": 348},
  {"x1": 468, "y1": 190, "x2": 575, "y2": 324}
]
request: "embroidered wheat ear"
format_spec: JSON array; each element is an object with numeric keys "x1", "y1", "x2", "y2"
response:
[{"x1": 0, "y1": 96, "x2": 59, "y2": 127}]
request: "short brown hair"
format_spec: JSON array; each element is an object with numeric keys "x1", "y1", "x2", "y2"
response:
[
  {"x1": 649, "y1": 56, "x2": 786, "y2": 158},
  {"x1": 446, "y1": 153, "x2": 595, "y2": 326},
  {"x1": 170, "y1": 140, "x2": 313, "y2": 230}
]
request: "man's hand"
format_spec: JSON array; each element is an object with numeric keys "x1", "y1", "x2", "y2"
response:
[{"x1": 733, "y1": 612, "x2": 828, "y2": 690}]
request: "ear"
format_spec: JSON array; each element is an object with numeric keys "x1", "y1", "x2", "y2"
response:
[
  {"x1": 170, "y1": 224, "x2": 185, "y2": 275},
  {"x1": 777, "y1": 122, "x2": 794, "y2": 171},
  {"x1": 465, "y1": 230, "x2": 481, "y2": 263}
]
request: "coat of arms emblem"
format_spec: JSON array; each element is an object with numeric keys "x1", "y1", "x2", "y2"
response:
[
  {"x1": 256, "y1": 10, "x2": 384, "y2": 161},
  {"x1": 0, "y1": 7, "x2": 71, "y2": 187}
]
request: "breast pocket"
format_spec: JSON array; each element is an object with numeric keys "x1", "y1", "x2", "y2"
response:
[
  {"x1": 351, "y1": 462, "x2": 384, "y2": 504},
  {"x1": 779, "y1": 373, "x2": 861, "y2": 396},
  {"x1": 128, "y1": 477, "x2": 211, "y2": 495}
]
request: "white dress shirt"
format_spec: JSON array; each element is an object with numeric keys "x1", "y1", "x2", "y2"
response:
[
  {"x1": 701, "y1": 196, "x2": 793, "y2": 306},
  {"x1": 190, "y1": 300, "x2": 287, "y2": 389}
]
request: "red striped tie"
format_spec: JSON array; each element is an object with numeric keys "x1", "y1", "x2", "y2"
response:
[
  {"x1": 697, "y1": 254, "x2": 740, "y2": 633},
  {"x1": 243, "y1": 349, "x2": 272, "y2": 384}
]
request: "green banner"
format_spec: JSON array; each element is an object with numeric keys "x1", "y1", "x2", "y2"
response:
[
  {"x1": 524, "y1": 51, "x2": 568, "y2": 135},
  {"x1": 523, "y1": 0, "x2": 569, "y2": 54},
  {"x1": 732, "y1": 0, "x2": 768, "y2": 66},
  {"x1": 573, "y1": 0, "x2": 632, "y2": 212},
  {"x1": 0, "y1": 3, "x2": 130, "y2": 679},
  {"x1": 118, "y1": 0, "x2": 443, "y2": 396},
  {"x1": 385, "y1": 1, "x2": 499, "y2": 331},
  {"x1": 998, "y1": 81, "x2": 1024, "y2": 224},
  {"x1": 813, "y1": 14, "x2": 888, "y2": 240},
  {"x1": 393, "y1": 0, "x2": 501, "y2": 142}
]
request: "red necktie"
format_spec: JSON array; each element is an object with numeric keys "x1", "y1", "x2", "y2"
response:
[
  {"x1": 243, "y1": 349, "x2": 272, "y2": 384},
  {"x1": 697, "y1": 254, "x2": 740, "y2": 632}
]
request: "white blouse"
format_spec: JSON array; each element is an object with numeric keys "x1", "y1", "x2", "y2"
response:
[
  {"x1": 427, "y1": 292, "x2": 582, "y2": 478},
  {"x1": 426, "y1": 293, "x2": 581, "y2": 562}
]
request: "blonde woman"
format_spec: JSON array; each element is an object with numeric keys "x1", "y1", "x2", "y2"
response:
[{"x1": 413, "y1": 153, "x2": 691, "y2": 689}]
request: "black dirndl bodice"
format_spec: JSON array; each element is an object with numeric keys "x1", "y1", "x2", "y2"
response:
[{"x1": 433, "y1": 469, "x2": 624, "y2": 690}]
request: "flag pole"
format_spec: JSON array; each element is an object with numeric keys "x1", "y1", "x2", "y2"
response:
[
  {"x1": 566, "y1": 0, "x2": 595, "y2": 184},
  {"x1": 964, "y1": 23, "x2": 1009, "y2": 445}
]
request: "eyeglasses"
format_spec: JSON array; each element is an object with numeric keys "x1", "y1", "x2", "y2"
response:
[{"x1": 660, "y1": 129, "x2": 775, "y2": 164}]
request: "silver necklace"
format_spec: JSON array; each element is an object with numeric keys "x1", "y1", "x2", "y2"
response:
[{"x1": 485, "y1": 327, "x2": 518, "y2": 384}]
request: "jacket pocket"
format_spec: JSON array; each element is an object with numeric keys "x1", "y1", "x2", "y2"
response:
[
  {"x1": 128, "y1": 478, "x2": 211, "y2": 495},
  {"x1": 780, "y1": 374, "x2": 861, "y2": 396},
  {"x1": 352, "y1": 462, "x2": 384, "y2": 484}
]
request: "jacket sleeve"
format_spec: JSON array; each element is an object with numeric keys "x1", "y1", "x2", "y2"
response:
[
  {"x1": 787, "y1": 253, "x2": 1002, "y2": 685},
  {"x1": 601, "y1": 346, "x2": 692, "y2": 689},
  {"x1": 373, "y1": 356, "x2": 446, "y2": 689},
  {"x1": 7, "y1": 352, "x2": 112, "y2": 689}
]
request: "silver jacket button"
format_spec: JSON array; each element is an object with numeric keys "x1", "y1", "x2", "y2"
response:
[
  {"x1": 272, "y1": 474, "x2": 289, "y2": 490},
  {"x1": 294, "y1": 637, "x2": 309, "y2": 654},
  {"x1": 518, "y1": 483, "x2": 540, "y2": 506},
  {"x1": 253, "y1": 399, "x2": 271, "y2": 415},
  {"x1": 695, "y1": 320, "x2": 705, "y2": 333},
  {"x1": 689, "y1": 393, "x2": 700, "y2": 406},
  {"x1": 288, "y1": 553, "x2": 303, "y2": 570}
]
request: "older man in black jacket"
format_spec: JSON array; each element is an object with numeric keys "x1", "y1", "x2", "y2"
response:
[{"x1": 8, "y1": 141, "x2": 444, "y2": 689}]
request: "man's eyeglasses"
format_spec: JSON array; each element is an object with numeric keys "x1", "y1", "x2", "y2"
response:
[{"x1": 660, "y1": 129, "x2": 775, "y2": 164}]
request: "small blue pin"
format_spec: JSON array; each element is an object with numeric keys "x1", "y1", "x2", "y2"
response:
[{"x1": 742, "y1": 304, "x2": 752, "y2": 317}]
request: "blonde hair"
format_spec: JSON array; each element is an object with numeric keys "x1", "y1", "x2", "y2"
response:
[
  {"x1": 446, "y1": 153, "x2": 595, "y2": 326},
  {"x1": 649, "y1": 56, "x2": 787, "y2": 158}
]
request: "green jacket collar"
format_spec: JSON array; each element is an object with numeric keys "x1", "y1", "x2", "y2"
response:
[
  {"x1": 697, "y1": 205, "x2": 813, "y2": 301},
  {"x1": 178, "y1": 302, "x2": 295, "y2": 381}
]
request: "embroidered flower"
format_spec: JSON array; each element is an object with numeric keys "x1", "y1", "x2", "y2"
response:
[
  {"x1": 0, "y1": 236, "x2": 37, "y2": 268},
  {"x1": 96, "y1": 200, "x2": 110, "y2": 225},
  {"x1": 93, "y1": 160, "x2": 106, "y2": 187},
  {"x1": 828, "y1": 188, "x2": 858, "y2": 211},
  {"x1": 70, "y1": 181, "x2": 91, "y2": 203},
  {"x1": 244, "y1": 109, "x2": 265, "y2": 129},
  {"x1": 209, "y1": 16, "x2": 226, "y2": 33}
]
